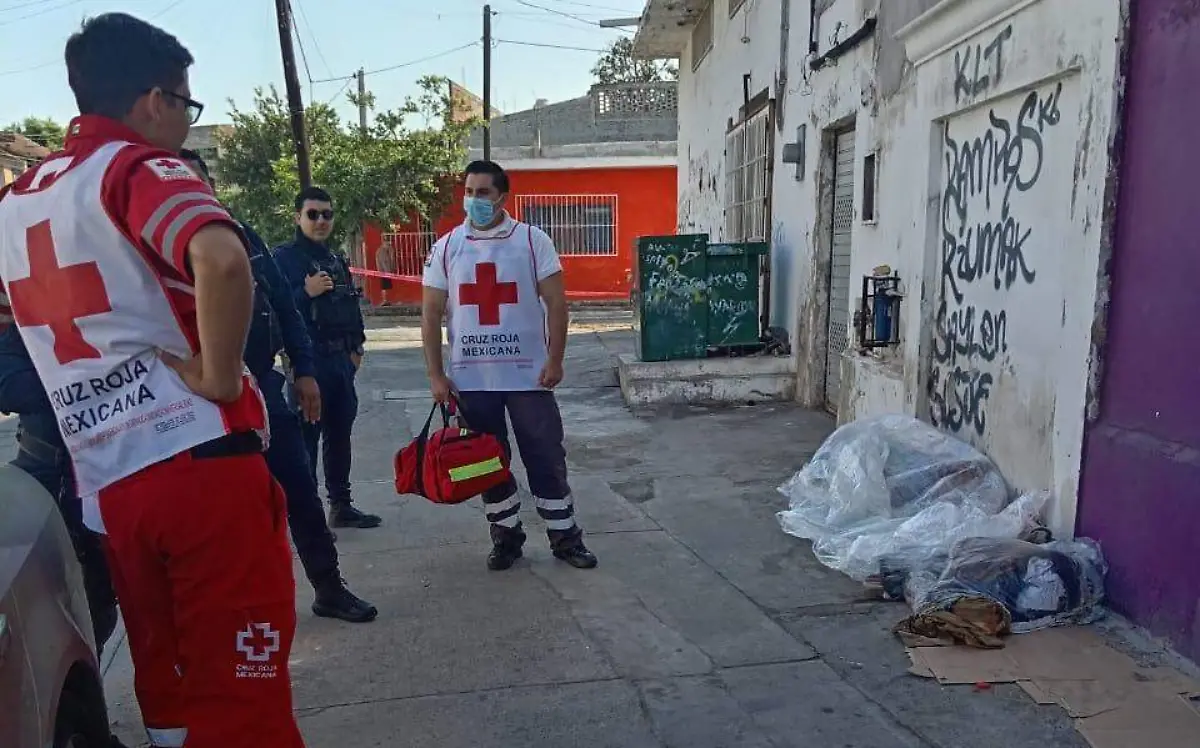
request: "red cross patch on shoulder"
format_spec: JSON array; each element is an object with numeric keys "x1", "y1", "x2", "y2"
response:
[{"x1": 144, "y1": 157, "x2": 201, "y2": 182}]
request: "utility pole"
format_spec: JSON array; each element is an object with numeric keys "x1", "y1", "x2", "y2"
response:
[
  {"x1": 356, "y1": 68, "x2": 368, "y2": 134},
  {"x1": 274, "y1": 0, "x2": 311, "y2": 188},
  {"x1": 482, "y1": 3, "x2": 492, "y2": 161}
]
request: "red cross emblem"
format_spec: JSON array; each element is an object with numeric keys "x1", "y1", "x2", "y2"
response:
[
  {"x1": 9, "y1": 221, "x2": 112, "y2": 364},
  {"x1": 235, "y1": 622, "x2": 281, "y2": 663},
  {"x1": 459, "y1": 262, "x2": 518, "y2": 326}
]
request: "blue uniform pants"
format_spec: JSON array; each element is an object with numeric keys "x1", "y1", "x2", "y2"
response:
[
  {"x1": 293, "y1": 352, "x2": 359, "y2": 507},
  {"x1": 261, "y1": 371, "x2": 340, "y2": 584}
]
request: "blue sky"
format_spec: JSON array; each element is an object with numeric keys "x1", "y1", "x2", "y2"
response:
[{"x1": 1, "y1": 0, "x2": 646, "y2": 127}]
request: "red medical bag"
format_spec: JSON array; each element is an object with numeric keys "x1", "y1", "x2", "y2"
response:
[{"x1": 394, "y1": 400, "x2": 510, "y2": 505}]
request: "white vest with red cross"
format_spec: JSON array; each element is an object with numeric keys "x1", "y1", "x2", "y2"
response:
[
  {"x1": 443, "y1": 221, "x2": 549, "y2": 392},
  {"x1": 0, "y1": 141, "x2": 267, "y2": 497}
]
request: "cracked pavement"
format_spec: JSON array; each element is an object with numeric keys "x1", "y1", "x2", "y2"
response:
[{"x1": 101, "y1": 312, "x2": 1088, "y2": 747}]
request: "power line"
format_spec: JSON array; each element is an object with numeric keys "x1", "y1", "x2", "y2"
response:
[
  {"x1": 0, "y1": 0, "x2": 83, "y2": 27},
  {"x1": 323, "y1": 77, "x2": 353, "y2": 106},
  {"x1": 0, "y1": 0, "x2": 65, "y2": 12},
  {"x1": 533, "y1": 0, "x2": 634, "y2": 12},
  {"x1": 0, "y1": 0, "x2": 190, "y2": 75},
  {"x1": 311, "y1": 40, "x2": 480, "y2": 84},
  {"x1": 288, "y1": 1, "x2": 315, "y2": 86},
  {"x1": 293, "y1": 0, "x2": 333, "y2": 78},
  {"x1": 508, "y1": 0, "x2": 633, "y2": 34},
  {"x1": 495, "y1": 38, "x2": 606, "y2": 52}
]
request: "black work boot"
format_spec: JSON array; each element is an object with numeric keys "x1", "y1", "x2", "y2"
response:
[
  {"x1": 552, "y1": 531, "x2": 598, "y2": 570},
  {"x1": 329, "y1": 503, "x2": 382, "y2": 529},
  {"x1": 312, "y1": 576, "x2": 378, "y2": 623},
  {"x1": 487, "y1": 525, "x2": 527, "y2": 571}
]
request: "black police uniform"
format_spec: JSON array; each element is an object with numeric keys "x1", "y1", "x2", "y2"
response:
[
  {"x1": 272, "y1": 230, "x2": 381, "y2": 529},
  {"x1": 239, "y1": 222, "x2": 376, "y2": 622},
  {"x1": 0, "y1": 321, "x2": 119, "y2": 653}
]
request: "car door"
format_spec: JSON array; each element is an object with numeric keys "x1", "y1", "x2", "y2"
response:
[{"x1": 0, "y1": 557, "x2": 40, "y2": 748}]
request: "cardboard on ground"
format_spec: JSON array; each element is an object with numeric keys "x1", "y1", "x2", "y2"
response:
[{"x1": 906, "y1": 627, "x2": 1200, "y2": 748}]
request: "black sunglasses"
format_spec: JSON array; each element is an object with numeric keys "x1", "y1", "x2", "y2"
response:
[
  {"x1": 160, "y1": 90, "x2": 204, "y2": 125},
  {"x1": 306, "y1": 209, "x2": 334, "y2": 221}
]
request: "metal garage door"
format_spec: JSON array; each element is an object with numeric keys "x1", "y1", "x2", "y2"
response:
[{"x1": 824, "y1": 128, "x2": 855, "y2": 413}]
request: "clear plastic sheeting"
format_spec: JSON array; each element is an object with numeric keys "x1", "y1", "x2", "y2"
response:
[
  {"x1": 776, "y1": 414, "x2": 1043, "y2": 582},
  {"x1": 908, "y1": 537, "x2": 1108, "y2": 633}
]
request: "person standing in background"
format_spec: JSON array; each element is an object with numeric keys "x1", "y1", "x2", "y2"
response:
[
  {"x1": 420, "y1": 160, "x2": 597, "y2": 572},
  {"x1": 0, "y1": 13, "x2": 305, "y2": 746},
  {"x1": 273, "y1": 187, "x2": 382, "y2": 530},
  {"x1": 181, "y1": 149, "x2": 377, "y2": 624}
]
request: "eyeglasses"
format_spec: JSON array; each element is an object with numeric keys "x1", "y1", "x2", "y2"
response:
[
  {"x1": 306, "y1": 209, "x2": 334, "y2": 221},
  {"x1": 161, "y1": 90, "x2": 205, "y2": 125}
]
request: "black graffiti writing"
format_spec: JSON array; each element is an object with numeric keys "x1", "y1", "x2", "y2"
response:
[
  {"x1": 941, "y1": 82, "x2": 1062, "y2": 304},
  {"x1": 953, "y1": 25, "x2": 1013, "y2": 103},
  {"x1": 930, "y1": 80, "x2": 1063, "y2": 438},
  {"x1": 931, "y1": 300, "x2": 1008, "y2": 366},
  {"x1": 928, "y1": 365, "x2": 993, "y2": 437}
]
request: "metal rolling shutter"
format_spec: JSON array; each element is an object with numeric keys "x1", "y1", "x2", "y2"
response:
[{"x1": 825, "y1": 129, "x2": 855, "y2": 413}]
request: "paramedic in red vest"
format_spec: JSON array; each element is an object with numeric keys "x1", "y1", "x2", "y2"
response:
[
  {"x1": 0, "y1": 13, "x2": 303, "y2": 748},
  {"x1": 421, "y1": 160, "x2": 598, "y2": 571}
]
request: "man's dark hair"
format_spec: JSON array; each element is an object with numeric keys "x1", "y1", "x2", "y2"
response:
[
  {"x1": 464, "y1": 160, "x2": 510, "y2": 194},
  {"x1": 179, "y1": 147, "x2": 210, "y2": 181},
  {"x1": 64, "y1": 13, "x2": 194, "y2": 120},
  {"x1": 295, "y1": 186, "x2": 333, "y2": 212}
]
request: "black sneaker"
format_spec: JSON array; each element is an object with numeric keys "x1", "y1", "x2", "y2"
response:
[
  {"x1": 553, "y1": 543, "x2": 598, "y2": 569},
  {"x1": 312, "y1": 577, "x2": 378, "y2": 623},
  {"x1": 329, "y1": 504, "x2": 382, "y2": 529}
]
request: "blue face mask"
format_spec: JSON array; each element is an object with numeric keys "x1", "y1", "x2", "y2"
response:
[{"x1": 464, "y1": 196, "x2": 497, "y2": 227}]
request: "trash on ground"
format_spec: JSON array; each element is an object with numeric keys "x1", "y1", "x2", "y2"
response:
[
  {"x1": 776, "y1": 414, "x2": 1043, "y2": 582},
  {"x1": 894, "y1": 536, "x2": 1108, "y2": 648},
  {"x1": 905, "y1": 626, "x2": 1200, "y2": 748}
]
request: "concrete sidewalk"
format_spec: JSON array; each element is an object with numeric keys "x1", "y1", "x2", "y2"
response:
[{"x1": 103, "y1": 314, "x2": 1089, "y2": 747}]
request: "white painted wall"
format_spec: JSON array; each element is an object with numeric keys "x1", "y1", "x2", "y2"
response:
[
  {"x1": 675, "y1": 1, "x2": 794, "y2": 334},
  {"x1": 783, "y1": 0, "x2": 1122, "y2": 537},
  {"x1": 670, "y1": 0, "x2": 1124, "y2": 537}
]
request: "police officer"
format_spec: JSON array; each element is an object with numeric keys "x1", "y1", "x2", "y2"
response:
[
  {"x1": 0, "y1": 313, "x2": 120, "y2": 654},
  {"x1": 180, "y1": 151, "x2": 376, "y2": 622},
  {"x1": 273, "y1": 187, "x2": 382, "y2": 530}
]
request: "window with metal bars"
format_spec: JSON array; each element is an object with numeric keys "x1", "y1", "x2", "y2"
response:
[
  {"x1": 724, "y1": 107, "x2": 771, "y2": 242},
  {"x1": 516, "y1": 195, "x2": 618, "y2": 256},
  {"x1": 381, "y1": 215, "x2": 436, "y2": 276},
  {"x1": 692, "y1": 2, "x2": 714, "y2": 70}
]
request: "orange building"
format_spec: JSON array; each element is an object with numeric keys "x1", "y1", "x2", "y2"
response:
[{"x1": 356, "y1": 82, "x2": 679, "y2": 306}]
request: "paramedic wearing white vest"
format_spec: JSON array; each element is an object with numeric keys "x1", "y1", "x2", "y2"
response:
[
  {"x1": 421, "y1": 160, "x2": 598, "y2": 571},
  {"x1": 0, "y1": 14, "x2": 304, "y2": 748}
]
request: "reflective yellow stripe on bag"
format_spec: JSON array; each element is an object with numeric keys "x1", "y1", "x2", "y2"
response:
[{"x1": 448, "y1": 456, "x2": 504, "y2": 482}]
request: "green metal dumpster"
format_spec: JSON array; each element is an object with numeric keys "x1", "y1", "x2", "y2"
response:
[
  {"x1": 706, "y1": 241, "x2": 769, "y2": 348},
  {"x1": 633, "y1": 235, "x2": 769, "y2": 362},
  {"x1": 634, "y1": 233, "x2": 709, "y2": 362}
]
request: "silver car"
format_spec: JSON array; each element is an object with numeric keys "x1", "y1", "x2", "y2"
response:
[{"x1": 0, "y1": 462, "x2": 117, "y2": 747}]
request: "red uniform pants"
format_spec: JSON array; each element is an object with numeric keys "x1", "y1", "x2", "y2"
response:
[{"x1": 99, "y1": 450, "x2": 305, "y2": 747}]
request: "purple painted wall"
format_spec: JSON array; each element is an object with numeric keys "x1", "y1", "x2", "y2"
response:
[{"x1": 1078, "y1": 0, "x2": 1200, "y2": 662}]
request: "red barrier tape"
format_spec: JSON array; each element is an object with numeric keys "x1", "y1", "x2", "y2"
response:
[{"x1": 349, "y1": 266, "x2": 627, "y2": 300}]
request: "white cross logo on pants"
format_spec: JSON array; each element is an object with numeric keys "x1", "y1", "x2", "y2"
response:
[{"x1": 236, "y1": 622, "x2": 281, "y2": 663}]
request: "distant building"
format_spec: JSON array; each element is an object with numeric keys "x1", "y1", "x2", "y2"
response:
[
  {"x1": 447, "y1": 81, "x2": 491, "y2": 124},
  {"x1": 0, "y1": 132, "x2": 50, "y2": 186},
  {"x1": 359, "y1": 81, "x2": 680, "y2": 306},
  {"x1": 182, "y1": 124, "x2": 233, "y2": 185}
]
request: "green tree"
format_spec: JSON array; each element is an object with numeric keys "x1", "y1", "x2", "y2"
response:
[
  {"x1": 4, "y1": 116, "x2": 66, "y2": 150},
  {"x1": 217, "y1": 75, "x2": 475, "y2": 248},
  {"x1": 591, "y1": 37, "x2": 678, "y2": 85}
]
